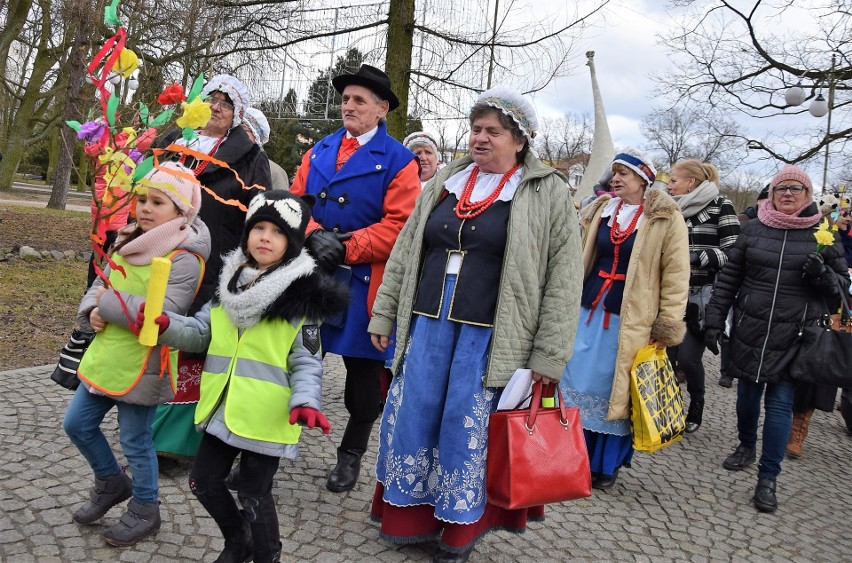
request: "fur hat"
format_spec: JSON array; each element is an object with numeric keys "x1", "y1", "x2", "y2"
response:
[
  {"x1": 243, "y1": 107, "x2": 270, "y2": 146},
  {"x1": 770, "y1": 164, "x2": 813, "y2": 192},
  {"x1": 818, "y1": 192, "x2": 839, "y2": 215},
  {"x1": 475, "y1": 86, "x2": 539, "y2": 145},
  {"x1": 241, "y1": 191, "x2": 316, "y2": 263},
  {"x1": 332, "y1": 65, "x2": 399, "y2": 111},
  {"x1": 403, "y1": 131, "x2": 439, "y2": 155},
  {"x1": 136, "y1": 161, "x2": 202, "y2": 224},
  {"x1": 201, "y1": 74, "x2": 251, "y2": 128},
  {"x1": 757, "y1": 185, "x2": 770, "y2": 201},
  {"x1": 612, "y1": 147, "x2": 656, "y2": 186}
]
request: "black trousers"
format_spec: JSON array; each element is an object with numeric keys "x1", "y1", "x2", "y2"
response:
[
  {"x1": 667, "y1": 330, "x2": 706, "y2": 404},
  {"x1": 189, "y1": 433, "x2": 280, "y2": 561},
  {"x1": 340, "y1": 356, "x2": 384, "y2": 454}
]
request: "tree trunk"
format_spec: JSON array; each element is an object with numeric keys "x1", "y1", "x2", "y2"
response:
[
  {"x1": 46, "y1": 126, "x2": 59, "y2": 183},
  {"x1": 76, "y1": 142, "x2": 89, "y2": 192},
  {"x1": 384, "y1": 0, "x2": 414, "y2": 140},
  {"x1": 48, "y1": 4, "x2": 89, "y2": 209}
]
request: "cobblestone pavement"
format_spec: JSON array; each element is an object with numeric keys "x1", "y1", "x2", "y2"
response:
[{"x1": 2, "y1": 354, "x2": 851, "y2": 562}]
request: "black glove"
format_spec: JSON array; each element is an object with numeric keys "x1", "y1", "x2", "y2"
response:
[
  {"x1": 305, "y1": 230, "x2": 352, "y2": 271},
  {"x1": 689, "y1": 251, "x2": 701, "y2": 266},
  {"x1": 801, "y1": 252, "x2": 825, "y2": 279},
  {"x1": 704, "y1": 328, "x2": 722, "y2": 355}
]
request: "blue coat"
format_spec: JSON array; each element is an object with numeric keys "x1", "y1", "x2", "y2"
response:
[{"x1": 303, "y1": 124, "x2": 416, "y2": 358}]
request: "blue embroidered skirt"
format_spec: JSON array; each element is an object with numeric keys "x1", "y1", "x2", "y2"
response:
[
  {"x1": 376, "y1": 275, "x2": 499, "y2": 525},
  {"x1": 561, "y1": 305, "x2": 633, "y2": 475}
]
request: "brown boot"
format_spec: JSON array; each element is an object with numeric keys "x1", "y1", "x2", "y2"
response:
[{"x1": 786, "y1": 409, "x2": 815, "y2": 459}]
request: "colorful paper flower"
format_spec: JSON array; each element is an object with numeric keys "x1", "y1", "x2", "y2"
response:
[
  {"x1": 175, "y1": 98, "x2": 211, "y2": 130},
  {"x1": 112, "y1": 48, "x2": 139, "y2": 78},
  {"x1": 78, "y1": 120, "x2": 107, "y2": 143},
  {"x1": 157, "y1": 84, "x2": 187, "y2": 106}
]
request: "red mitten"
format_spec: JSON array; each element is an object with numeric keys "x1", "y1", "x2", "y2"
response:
[
  {"x1": 289, "y1": 407, "x2": 332, "y2": 435},
  {"x1": 133, "y1": 302, "x2": 170, "y2": 336}
]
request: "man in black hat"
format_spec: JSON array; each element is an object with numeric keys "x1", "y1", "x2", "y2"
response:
[{"x1": 291, "y1": 64, "x2": 420, "y2": 492}]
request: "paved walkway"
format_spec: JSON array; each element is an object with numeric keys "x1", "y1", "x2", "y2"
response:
[{"x1": 1, "y1": 354, "x2": 850, "y2": 562}]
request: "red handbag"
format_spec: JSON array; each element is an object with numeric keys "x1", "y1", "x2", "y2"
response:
[{"x1": 486, "y1": 381, "x2": 592, "y2": 510}]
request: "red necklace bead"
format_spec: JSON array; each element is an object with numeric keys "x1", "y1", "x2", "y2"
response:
[
  {"x1": 609, "y1": 200, "x2": 643, "y2": 246},
  {"x1": 455, "y1": 163, "x2": 521, "y2": 220},
  {"x1": 179, "y1": 135, "x2": 226, "y2": 177}
]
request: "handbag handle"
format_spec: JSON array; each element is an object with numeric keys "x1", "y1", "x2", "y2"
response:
[{"x1": 526, "y1": 381, "x2": 570, "y2": 434}]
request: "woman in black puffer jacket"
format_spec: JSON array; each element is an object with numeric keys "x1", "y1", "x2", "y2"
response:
[{"x1": 704, "y1": 164, "x2": 849, "y2": 515}]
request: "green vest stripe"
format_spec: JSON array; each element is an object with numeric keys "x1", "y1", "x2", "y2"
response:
[{"x1": 195, "y1": 305, "x2": 304, "y2": 444}]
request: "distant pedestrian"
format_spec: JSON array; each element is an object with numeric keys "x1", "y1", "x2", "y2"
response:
[
  {"x1": 63, "y1": 162, "x2": 210, "y2": 546},
  {"x1": 705, "y1": 164, "x2": 850, "y2": 513},
  {"x1": 403, "y1": 130, "x2": 443, "y2": 188},
  {"x1": 242, "y1": 107, "x2": 290, "y2": 190},
  {"x1": 150, "y1": 191, "x2": 348, "y2": 562}
]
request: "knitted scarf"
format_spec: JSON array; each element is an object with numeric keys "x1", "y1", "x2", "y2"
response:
[
  {"x1": 116, "y1": 217, "x2": 190, "y2": 265},
  {"x1": 757, "y1": 199, "x2": 822, "y2": 230},
  {"x1": 672, "y1": 180, "x2": 719, "y2": 218}
]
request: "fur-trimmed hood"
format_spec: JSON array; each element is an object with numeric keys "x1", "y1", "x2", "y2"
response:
[
  {"x1": 216, "y1": 249, "x2": 349, "y2": 329},
  {"x1": 579, "y1": 189, "x2": 679, "y2": 230}
]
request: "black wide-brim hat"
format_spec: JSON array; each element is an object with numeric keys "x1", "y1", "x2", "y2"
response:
[{"x1": 332, "y1": 64, "x2": 400, "y2": 111}]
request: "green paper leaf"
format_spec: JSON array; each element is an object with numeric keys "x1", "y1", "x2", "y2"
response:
[
  {"x1": 106, "y1": 94, "x2": 120, "y2": 127},
  {"x1": 138, "y1": 101, "x2": 149, "y2": 126},
  {"x1": 181, "y1": 127, "x2": 197, "y2": 141},
  {"x1": 132, "y1": 156, "x2": 154, "y2": 182},
  {"x1": 104, "y1": 0, "x2": 121, "y2": 26},
  {"x1": 186, "y1": 73, "x2": 205, "y2": 102},
  {"x1": 66, "y1": 120, "x2": 82, "y2": 133},
  {"x1": 149, "y1": 108, "x2": 174, "y2": 128}
]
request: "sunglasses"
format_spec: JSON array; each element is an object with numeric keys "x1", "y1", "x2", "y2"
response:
[{"x1": 772, "y1": 185, "x2": 807, "y2": 195}]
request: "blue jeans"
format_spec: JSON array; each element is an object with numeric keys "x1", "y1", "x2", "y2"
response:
[
  {"x1": 63, "y1": 386, "x2": 159, "y2": 503},
  {"x1": 735, "y1": 379, "x2": 794, "y2": 479}
]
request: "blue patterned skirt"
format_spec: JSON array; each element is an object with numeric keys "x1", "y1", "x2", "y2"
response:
[
  {"x1": 376, "y1": 275, "x2": 499, "y2": 525},
  {"x1": 561, "y1": 305, "x2": 633, "y2": 475}
]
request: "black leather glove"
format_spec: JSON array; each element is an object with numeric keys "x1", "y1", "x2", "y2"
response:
[
  {"x1": 689, "y1": 251, "x2": 701, "y2": 266},
  {"x1": 704, "y1": 328, "x2": 722, "y2": 355},
  {"x1": 305, "y1": 230, "x2": 351, "y2": 271},
  {"x1": 802, "y1": 252, "x2": 825, "y2": 279}
]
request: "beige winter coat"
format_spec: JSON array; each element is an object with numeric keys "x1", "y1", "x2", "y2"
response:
[
  {"x1": 369, "y1": 152, "x2": 583, "y2": 385},
  {"x1": 580, "y1": 191, "x2": 689, "y2": 420}
]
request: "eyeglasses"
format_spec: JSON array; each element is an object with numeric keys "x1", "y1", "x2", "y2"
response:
[
  {"x1": 208, "y1": 98, "x2": 234, "y2": 111},
  {"x1": 772, "y1": 185, "x2": 806, "y2": 195}
]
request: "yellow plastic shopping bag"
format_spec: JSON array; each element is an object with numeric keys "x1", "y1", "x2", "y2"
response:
[{"x1": 629, "y1": 345, "x2": 685, "y2": 453}]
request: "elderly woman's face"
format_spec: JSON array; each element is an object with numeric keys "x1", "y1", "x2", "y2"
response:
[
  {"x1": 667, "y1": 166, "x2": 696, "y2": 196},
  {"x1": 469, "y1": 111, "x2": 524, "y2": 174},
  {"x1": 611, "y1": 164, "x2": 646, "y2": 204},
  {"x1": 772, "y1": 180, "x2": 809, "y2": 215},
  {"x1": 204, "y1": 91, "x2": 235, "y2": 136},
  {"x1": 413, "y1": 145, "x2": 438, "y2": 182}
]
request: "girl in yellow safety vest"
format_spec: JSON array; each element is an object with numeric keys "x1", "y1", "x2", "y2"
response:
[
  {"x1": 146, "y1": 190, "x2": 349, "y2": 563},
  {"x1": 65, "y1": 161, "x2": 210, "y2": 548}
]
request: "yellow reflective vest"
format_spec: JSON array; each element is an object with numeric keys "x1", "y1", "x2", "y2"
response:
[{"x1": 195, "y1": 305, "x2": 305, "y2": 444}]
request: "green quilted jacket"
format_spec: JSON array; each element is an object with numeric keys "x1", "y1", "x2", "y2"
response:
[{"x1": 368, "y1": 152, "x2": 583, "y2": 386}]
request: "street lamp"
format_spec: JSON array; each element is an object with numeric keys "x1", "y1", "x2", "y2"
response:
[{"x1": 784, "y1": 54, "x2": 841, "y2": 190}]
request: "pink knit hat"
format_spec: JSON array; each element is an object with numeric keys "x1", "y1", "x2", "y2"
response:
[
  {"x1": 770, "y1": 164, "x2": 813, "y2": 192},
  {"x1": 138, "y1": 161, "x2": 202, "y2": 224}
]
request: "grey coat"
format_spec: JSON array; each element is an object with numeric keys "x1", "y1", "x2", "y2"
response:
[
  {"x1": 76, "y1": 218, "x2": 211, "y2": 405},
  {"x1": 368, "y1": 152, "x2": 583, "y2": 385}
]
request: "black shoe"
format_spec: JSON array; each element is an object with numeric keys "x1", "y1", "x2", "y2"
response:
[
  {"x1": 592, "y1": 468, "x2": 619, "y2": 491},
  {"x1": 214, "y1": 518, "x2": 253, "y2": 563},
  {"x1": 326, "y1": 449, "x2": 362, "y2": 493},
  {"x1": 753, "y1": 477, "x2": 777, "y2": 513},
  {"x1": 718, "y1": 375, "x2": 733, "y2": 388},
  {"x1": 432, "y1": 546, "x2": 473, "y2": 563},
  {"x1": 723, "y1": 444, "x2": 756, "y2": 471},
  {"x1": 685, "y1": 400, "x2": 704, "y2": 434}
]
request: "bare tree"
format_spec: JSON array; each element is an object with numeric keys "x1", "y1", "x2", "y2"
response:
[
  {"x1": 641, "y1": 105, "x2": 746, "y2": 173},
  {"x1": 535, "y1": 114, "x2": 592, "y2": 165},
  {"x1": 658, "y1": 0, "x2": 851, "y2": 181}
]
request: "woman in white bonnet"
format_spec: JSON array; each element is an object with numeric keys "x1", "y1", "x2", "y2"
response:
[
  {"x1": 368, "y1": 87, "x2": 583, "y2": 562},
  {"x1": 403, "y1": 131, "x2": 443, "y2": 188}
]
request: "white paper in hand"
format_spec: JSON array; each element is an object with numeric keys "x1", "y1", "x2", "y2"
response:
[{"x1": 496, "y1": 369, "x2": 534, "y2": 411}]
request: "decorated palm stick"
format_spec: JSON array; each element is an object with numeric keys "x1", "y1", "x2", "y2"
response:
[{"x1": 138, "y1": 257, "x2": 171, "y2": 346}]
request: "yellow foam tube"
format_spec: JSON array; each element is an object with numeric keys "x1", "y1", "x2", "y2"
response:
[{"x1": 138, "y1": 257, "x2": 171, "y2": 346}]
